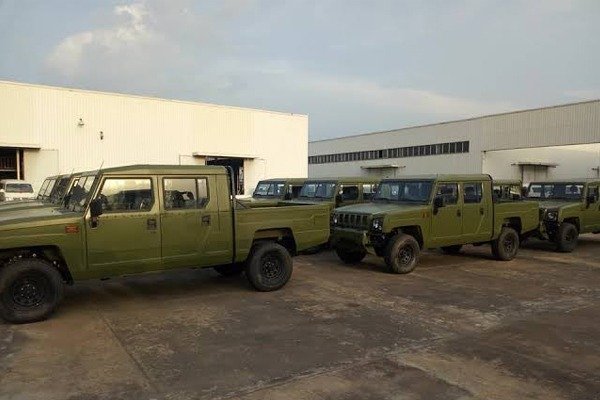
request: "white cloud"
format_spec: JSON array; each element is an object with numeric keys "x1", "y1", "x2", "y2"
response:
[{"x1": 45, "y1": 3, "x2": 156, "y2": 76}]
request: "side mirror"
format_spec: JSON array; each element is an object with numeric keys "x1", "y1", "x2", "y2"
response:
[
  {"x1": 335, "y1": 194, "x2": 342, "y2": 206},
  {"x1": 89, "y1": 198, "x2": 104, "y2": 218},
  {"x1": 433, "y1": 195, "x2": 445, "y2": 214},
  {"x1": 586, "y1": 194, "x2": 597, "y2": 207}
]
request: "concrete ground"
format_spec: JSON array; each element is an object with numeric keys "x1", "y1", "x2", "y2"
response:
[{"x1": 1, "y1": 236, "x2": 599, "y2": 400}]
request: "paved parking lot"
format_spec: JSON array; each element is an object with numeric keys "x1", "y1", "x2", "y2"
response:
[{"x1": 1, "y1": 236, "x2": 599, "y2": 400}]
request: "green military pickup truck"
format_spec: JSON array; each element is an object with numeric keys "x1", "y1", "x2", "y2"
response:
[
  {"x1": 0, "y1": 173, "x2": 74, "y2": 213},
  {"x1": 291, "y1": 177, "x2": 380, "y2": 210},
  {"x1": 526, "y1": 179, "x2": 600, "y2": 252},
  {"x1": 0, "y1": 165, "x2": 330, "y2": 323},
  {"x1": 240, "y1": 178, "x2": 306, "y2": 207},
  {"x1": 331, "y1": 174, "x2": 539, "y2": 274}
]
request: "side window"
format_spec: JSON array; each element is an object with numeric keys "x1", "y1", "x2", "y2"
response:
[
  {"x1": 362, "y1": 184, "x2": 378, "y2": 200},
  {"x1": 589, "y1": 186, "x2": 599, "y2": 203},
  {"x1": 340, "y1": 185, "x2": 359, "y2": 201},
  {"x1": 164, "y1": 177, "x2": 209, "y2": 209},
  {"x1": 463, "y1": 183, "x2": 483, "y2": 204},
  {"x1": 99, "y1": 178, "x2": 153, "y2": 212},
  {"x1": 436, "y1": 183, "x2": 458, "y2": 205}
]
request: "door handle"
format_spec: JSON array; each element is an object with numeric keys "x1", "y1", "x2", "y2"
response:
[
  {"x1": 479, "y1": 207, "x2": 484, "y2": 215},
  {"x1": 147, "y1": 218, "x2": 157, "y2": 230},
  {"x1": 201, "y1": 215, "x2": 211, "y2": 226},
  {"x1": 456, "y1": 209, "x2": 462, "y2": 217}
]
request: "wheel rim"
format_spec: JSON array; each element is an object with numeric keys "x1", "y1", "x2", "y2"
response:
[
  {"x1": 503, "y1": 235, "x2": 516, "y2": 254},
  {"x1": 10, "y1": 273, "x2": 49, "y2": 308},
  {"x1": 565, "y1": 229, "x2": 577, "y2": 242},
  {"x1": 397, "y1": 246, "x2": 414, "y2": 266},
  {"x1": 260, "y1": 252, "x2": 283, "y2": 281}
]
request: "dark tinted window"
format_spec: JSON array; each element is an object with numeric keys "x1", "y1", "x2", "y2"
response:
[
  {"x1": 463, "y1": 183, "x2": 483, "y2": 204},
  {"x1": 99, "y1": 178, "x2": 153, "y2": 212},
  {"x1": 436, "y1": 183, "x2": 458, "y2": 204}
]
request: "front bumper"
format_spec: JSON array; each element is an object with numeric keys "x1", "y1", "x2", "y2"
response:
[{"x1": 331, "y1": 227, "x2": 377, "y2": 254}]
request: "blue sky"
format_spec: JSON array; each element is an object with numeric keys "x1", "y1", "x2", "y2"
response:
[{"x1": 1, "y1": 0, "x2": 599, "y2": 140}]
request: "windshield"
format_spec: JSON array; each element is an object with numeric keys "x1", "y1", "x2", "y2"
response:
[
  {"x1": 63, "y1": 175, "x2": 96, "y2": 210},
  {"x1": 299, "y1": 182, "x2": 337, "y2": 199},
  {"x1": 37, "y1": 179, "x2": 52, "y2": 199},
  {"x1": 49, "y1": 177, "x2": 72, "y2": 204},
  {"x1": 374, "y1": 180, "x2": 433, "y2": 203},
  {"x1": 527, "y1": 183, "x2": 584, "y2": 200},
  {"x1": 6, "y1": 183, "x2": 34, "y2": 193},
  {"x1": 253, "y1": 181, "x2": 286, "y2": 198}
]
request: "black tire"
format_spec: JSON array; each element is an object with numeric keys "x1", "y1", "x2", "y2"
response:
[
  {"x1": 492, "y1": 227, "x2": 519, "y2": 261},
  {"x1": 0, "y1": 257, "x2": 64, "y2": 324},
  {"x1": 555, "y1": 222, "x2": 578, "y2": 253},
  {"x1": 441, "y1": 245, "x2": 463, "y2": 255},
  {"x1": 384, "y1": 233, "x2": 420, "y2": 274},
  {"x1": 245, "y1": 242, "x2": 293, "y2": 292},
  {"x1": 214, "y1": 263, "x2": 245, "y2": 277},
  {"x1": 335, "y1": 247, "x2": 367, "y2": 264}
]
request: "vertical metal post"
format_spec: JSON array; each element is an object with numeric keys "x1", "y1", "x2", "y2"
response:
[{"x1": 15, "y1": 149, "x2": 21, "y2": 179}]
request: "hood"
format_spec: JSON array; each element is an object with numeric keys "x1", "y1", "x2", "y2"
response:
[
  {"x1": 0, "y1": 207, "x2": 81, "y2": 229},
  {"x1": 335, "y1": 202, "x2": 428, "y2": 216}
]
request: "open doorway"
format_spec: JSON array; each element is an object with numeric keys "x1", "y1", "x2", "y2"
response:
[
  {"x1": 0, "y1": 148, "x2": 23, "y2": 180},
  {"x1": 206, "y1": 157, "x2": 245, "y2": 195}
]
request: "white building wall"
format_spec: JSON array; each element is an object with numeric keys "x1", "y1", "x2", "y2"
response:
[
  {"x1": 0, "y1": 81, "x2": 307, "y2": 193},
  {"x1": 309, "y1": 100, "x2": 600, "y2": 180}
]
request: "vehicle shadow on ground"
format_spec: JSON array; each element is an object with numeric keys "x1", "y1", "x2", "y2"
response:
[
  {"x1": 521, "y1": 235, "x2": 600, "y2": 252},
  {"x1": 58, "y1": 267, "x2": 252, "y2": 313}
]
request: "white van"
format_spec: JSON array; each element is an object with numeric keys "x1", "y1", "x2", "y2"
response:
[{"x1": 0, "y1": 179, "x2": 36, "y2": 202}]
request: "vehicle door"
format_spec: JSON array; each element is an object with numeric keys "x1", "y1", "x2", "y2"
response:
[
  {"x1": 430, "y1": 182, "x2": 462, "y2": 246},
  {"x1": 461, "y1": 181, "x2": 493, "y2": 242},
  {"x1": 86, "y1": 176, "x2": 161, "y2": 276},
  {"x1": 160, "y1": 175, "x2": 228, "y2": 268},
  {"x1": 582, "y1": 184, "x2": 600, "y2": 232},
  {"x1": 338, "y1": 184, "x2": 360, "y2": 207}
]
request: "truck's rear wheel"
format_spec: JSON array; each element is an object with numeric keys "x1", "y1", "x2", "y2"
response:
[
  {"x1": 441, "y1": 245, "x2": 462, "y2": 254},
  {"x1": 0, "y1": 257, "x2": 64, "y2": 324},
  {"x1": 384, "y1": 233, "x2": 420, "y2": 274},
  {"x1": 214, "y1": 263, "x2": 244, "y2": 277},
  {"x1": 335, "y1": 247, "x2": 367, "y2": 264},
  {"x1": 492, "y1": 227, "x2": 519, "y2": 261},
  {"x1": 246, "y1": 242, "x2": 293, "y2": 292},
  {"x1": 555, "y1": 222, "x2": 578, "y2": 253}
]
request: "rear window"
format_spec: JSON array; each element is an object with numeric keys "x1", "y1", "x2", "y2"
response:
[{"x1": 6, "y1": 183, "x2": 34, "y2": 193}]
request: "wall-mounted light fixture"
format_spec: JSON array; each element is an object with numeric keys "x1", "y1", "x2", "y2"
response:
[{"x1": 77, "y1": 118, "x2": 85, "y2": 127}]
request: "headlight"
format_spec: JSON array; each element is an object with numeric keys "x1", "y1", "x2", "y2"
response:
[
  {"x1": 371, "y1": 217, "x2": 383, "y2": 231},
  {"x1": 332, "y1": 215, "x2": 339, "y2": 225},
  {"x1": 546, "y1": 211, "x2": 558, "y2": 221}
]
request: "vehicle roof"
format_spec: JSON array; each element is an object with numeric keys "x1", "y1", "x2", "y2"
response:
[
  {"x1": 0, "y1": 179, "x2": 32, "y2": 184},
  {"x1": 381, "y1": 174, "x2": 492, "y2": 182},
  {"x1": 493, "y1": 179, "x2": 522, "y2": 185},
  {"x1": 529, "y1": 178, "x2": 600, "y2": 185},
  {"x1": 258, "y1": 178, "x2": 307, "y2": 184},
  {"x1": 303, "y1": 177, "x2": 381, "y2": 184},
  {"x1": 99, "y1": 164, "x2": 228, "y2": 175}
]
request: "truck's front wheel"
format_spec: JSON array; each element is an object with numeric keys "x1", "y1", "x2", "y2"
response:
[
  {"x1": 555, "y1": 223, "x2": 578, "y2": 253},
  {"x1": 384, "y1": 234, "x2": 420, "y2": 274},
  {"x1": 0, "y1": 257, "x2": 64, "y2": 324},
  {"x1": 492, "y1": 227, "x2": 519, "y2": 261},
  {"x1": 335, "y1": 247, "x2": 367, "y2": 264},
  {"x1": 246, "y1": 242, "x2": 293, "y2": 292}
]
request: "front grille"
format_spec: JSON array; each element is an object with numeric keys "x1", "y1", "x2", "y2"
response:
[{"x1": 337, "y1": 213, "x2": 369, "y2": 229}]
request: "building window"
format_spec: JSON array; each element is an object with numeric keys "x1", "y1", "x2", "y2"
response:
[{"x1": 309, "y1": 140, "x2": 470, "y2": 164}]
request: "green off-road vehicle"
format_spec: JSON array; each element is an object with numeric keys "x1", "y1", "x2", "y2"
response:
[
  {"x1": 292, "y1": 177, "x2": 380, "y2": 211},
  {"x1": 0, "y1": 173, "x2": 75, "y2": 213},
  {"x1": 0, "y1": 165, "x2": 330, "y2": 323},
  {"x1": 526, "y1": 179, "x2": 600, "y2": 252},
  {"x1": 240, "y1": 178, "x2": 306, "y2": 207},
  {"x1": 331, "y1": 175, "x2": 540, "y2": 274}
]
